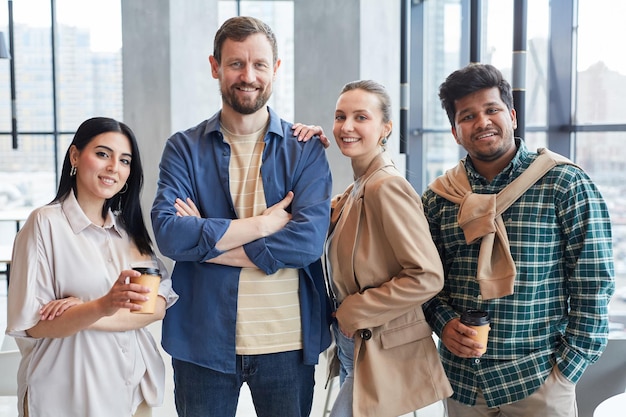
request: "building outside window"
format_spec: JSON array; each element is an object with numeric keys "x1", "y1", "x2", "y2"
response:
[{"x1": 1, "y1": 0, "x2": 625, "y2": 337}]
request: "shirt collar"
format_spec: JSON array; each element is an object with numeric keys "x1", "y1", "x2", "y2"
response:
[
  {"x1": 465, "y1": 137, "x2": 529, "y2": 181},
  {"x1": 61, "y1": 190, "x2": 123, "y2": 237},
  {"x1": 205, "y1": 106, "x2": 285, "y2": 140}
]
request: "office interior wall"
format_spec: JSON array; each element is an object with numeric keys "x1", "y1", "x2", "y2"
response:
[
  {"x1": 295, "y1": 0, "x2": 401, "y2": 195},
  {"x1": 122, "y1": 0, "x2": 219, "y2": 265}
]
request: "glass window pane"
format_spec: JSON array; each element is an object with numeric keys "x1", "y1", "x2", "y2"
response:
[
  {"x1": 577, "y1": 0, "x2": 626, "y2": 125},
  {"x1": 1, "y1": 0, "x2": 124, "y2": 223},
  {"x1": 524, "y1": 132, "x2": 546, "y2": 151},
  {"x1": 423, "y1": 0, "x2": 463, "y2": 130},
  {"x1": 0, "y1": 7, "x2": 9, "y2": 133},
  {"x1": 1, "y1": 0, "x2": 55, "y2": 233},
  {"x1": 56, "y1": 0, "x2": 123, "y2": 130},
  {"x1": 525, "y1": 0, "x2": 549, "y2": 128},
  {"x1": 12, "y1": 0, "x2": 54, "y2": 133},
  {"x1": 575, "y1": 133, "x2": 626, "y2": 323},
  {"x1": 421, "y1": 1, "x2": 464, "y2": 190},
  {"x1": 483, "y1": 0, "x2": 513, "y2": 81},
  {"x1": 483, "y1": 0, "x2": 549, "y2": 128},
  {"x1": 0, "y1": 133, "x2": 57, "y2": 247},
  {"x1": 0, "y1": 135, "x2": 56, "y2": 293},
  {"x1": 424, "y1": 132, "x2": 463, "y2": 186}
]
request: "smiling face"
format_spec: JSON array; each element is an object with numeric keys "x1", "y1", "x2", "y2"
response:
[
  {"x1": 210, "y1": 33, "x2": 280, "y2": 115},
  {"x1": 333, "y1": 88, "x2": 392, "y2": 172},
  {"x1": 70, "y1": 131, "x2": 132, "y2": 210},
  {"x1": 452, "y1": 87, "x2": 518, "y2": 177}
]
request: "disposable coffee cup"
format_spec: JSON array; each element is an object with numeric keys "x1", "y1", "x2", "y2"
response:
[
  {"x1": 460, "y1": 309, "x2": 491, "y2": 354},
  {"x1": 130, "y1": 267, "x2": 161, "y2": 314}
]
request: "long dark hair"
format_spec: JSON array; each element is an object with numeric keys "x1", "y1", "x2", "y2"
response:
[{"x1": 53, "y1": 117, "x2": 153, "y2": 255}]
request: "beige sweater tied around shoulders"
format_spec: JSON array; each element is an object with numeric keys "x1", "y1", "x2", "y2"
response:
[{"x1": 429, "y1": 148, "x2": 575, "y2": 300}]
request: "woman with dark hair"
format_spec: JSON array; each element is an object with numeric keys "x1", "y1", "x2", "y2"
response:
[{"x1": 6, "y1": 117, "x2": 177, "y2": 417}]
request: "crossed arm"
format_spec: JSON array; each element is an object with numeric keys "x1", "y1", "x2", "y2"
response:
[
  {"x1": 174, "y1": 191, "x2": 295, "y2": 268},
  {"x1": 170, "y1": 122, "x2": 326, "y2": 268}
]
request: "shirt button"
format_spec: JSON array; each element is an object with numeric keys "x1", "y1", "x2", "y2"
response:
[
  {"x1": 477, "y1": 294, "x2": 482, "y2": 301},
  {"x1": 360, "y1": 329, "x2": 372, "y2": 340},
  {"x1": 474, "y1": 358, "x2": 481, "y2": 365}
]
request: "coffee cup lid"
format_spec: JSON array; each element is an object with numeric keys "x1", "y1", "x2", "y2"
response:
[
  {"x1": 460, "y1": 309, "x2": 491, "y2": 326},
  {"x1": 132, "y1": 267, "x2": 161, "y2": 276}
]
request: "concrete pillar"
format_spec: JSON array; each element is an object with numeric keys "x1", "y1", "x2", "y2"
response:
[
  {"x1": 294, "y1": 0, "x2": 401, "y2": 195},
  {"x1": 121, "y1": 0, "x2": 219, "y2": 255}
]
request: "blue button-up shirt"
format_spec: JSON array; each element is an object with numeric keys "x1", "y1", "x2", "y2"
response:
[
  {"x1": 151, "y1": 107, "x2": 333, "y2": 373},
  {"x1": 422, "y1": 140, "x2": 614, "y2": 407}
]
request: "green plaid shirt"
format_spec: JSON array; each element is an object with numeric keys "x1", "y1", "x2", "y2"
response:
[{"x1": 422, "y1": 140, "x2": 615, "y2": 407}]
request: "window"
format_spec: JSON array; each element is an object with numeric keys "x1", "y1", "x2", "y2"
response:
[
  {"x1": 420, "y1": 0, "x2": 465, "y2": 186},
  {"x1": 412, "y1": 0, "x2": 626, "y2": 336},
  {"x1": 0, "y1": 0, "x2": 122, "y2": 249},
  {"x1": 576, "y1": 0, "x2": 626, "y2": 326}
]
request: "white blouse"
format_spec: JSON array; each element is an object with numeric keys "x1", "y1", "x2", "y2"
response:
[{"x1": 6, "y1": 192, "x2": 178, "y2": 417}]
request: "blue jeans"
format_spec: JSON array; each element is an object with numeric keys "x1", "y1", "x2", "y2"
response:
[
  {"x1": 330, "y1": 322, "x2": 355, "y2": 417},
  {"x1": 172, "y1": 350, "x2": 315, "y2": 417}
]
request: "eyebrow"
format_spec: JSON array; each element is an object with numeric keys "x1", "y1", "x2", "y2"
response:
[
  {"x1": 457, "y1": 101, "x2": 502, "y2": 116},
  {"x1": 335, "y1": 109, "x2": 371, "y2": 115},
  {"x1": 95, "y1": 145, "x2": 132, "y2": 159}
]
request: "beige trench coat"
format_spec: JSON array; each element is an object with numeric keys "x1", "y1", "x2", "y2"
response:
[{"x1": 327, "y1": 153, "x2": 453, "y2": 417}]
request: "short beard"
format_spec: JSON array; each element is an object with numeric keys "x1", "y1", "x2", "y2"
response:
[{"x1": 222, "y1": 85, "x2": 271, "y2": 115}]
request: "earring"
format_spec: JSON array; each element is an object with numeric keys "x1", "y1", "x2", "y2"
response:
[
  {"x1": 113, "y1": 184, "x2": 127, "y2": 215},
  {"x1": 381, "y1": 137, "x2": 388, "y2": 146},
  {"x1": 70, "y1": 166, "x2": 77, "y2": 176}
]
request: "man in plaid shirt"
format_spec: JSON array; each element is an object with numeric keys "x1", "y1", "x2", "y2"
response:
[{"x1": 422, "y1": 63, "x2": 615, "y2": 417}]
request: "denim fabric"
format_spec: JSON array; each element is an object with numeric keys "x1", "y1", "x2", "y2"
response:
[
  {"x1": 172, "y1": 350, "x2": 315, "y2": 417},
  {"x1": 153, "y1": 107, "x2": 333, "y2": 374},
  {"x1": 330, "y1": 322, "x2": 355, "y2": 417}
]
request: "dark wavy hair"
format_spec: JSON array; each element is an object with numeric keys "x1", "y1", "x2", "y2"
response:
[
  {"x1": 52, "y1": 117, "x2": 153, "y2": 255},
  {"x1": 438, "y1": 63, "x2": 514, "y2": 126}
]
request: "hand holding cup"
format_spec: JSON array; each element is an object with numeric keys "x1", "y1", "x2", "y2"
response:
[
  {"x1": 460, "y1": 309, "x2": 491, "y2": 355},
  {"x1": 129, "y1": 267, "x2": 161, "y2": 314}
]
